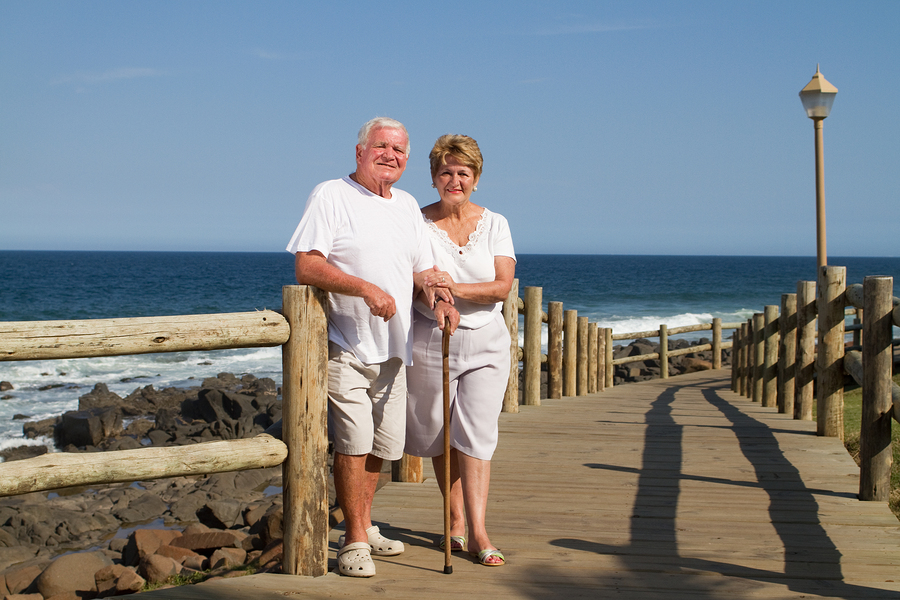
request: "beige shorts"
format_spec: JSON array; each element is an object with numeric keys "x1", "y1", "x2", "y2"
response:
[{"x1": 327, "y1": 342, "x2": 407, "y2": 460}]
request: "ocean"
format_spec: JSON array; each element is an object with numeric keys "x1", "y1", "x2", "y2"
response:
[{"x1": 1, "y1": 251, "x2": 899, "y2": 452}]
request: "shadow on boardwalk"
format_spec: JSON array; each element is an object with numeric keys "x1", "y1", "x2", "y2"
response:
[
  {"x1": 541, "y1": 378, "x2": 898, "y2": 599},
  {"x1": 139, "y1": 372, "x2": 900, "y2": 600}
]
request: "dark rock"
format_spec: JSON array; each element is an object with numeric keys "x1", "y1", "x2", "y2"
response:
[
  {"x1": 38, "y1": 383, "x2": 65, "y2": 391},
  {"x1": 95, "y1": 564, "x2": 145, "y2": 597},
  {"x1": 113, "y1": 491, "x2": 168, "y2": 524},
  {"x1": 0, "y1": 445, "x2": 48, "y2": 462},
  {"x1": 146, "y1": 429, "x2": 172, "y2": 446},
  {"x1": 122, "y1": 529, "x2": 182, "y2": 567},
  {"x1": 56, "y1": 408, "x2": 121, "y2": 448},
  {"x1": 255, "y1": 539, "x2": 283, "y2": 573},
  {"x1": 123, "y1": 418, "x2": 153, "y2": 439},
  {"x1": 198, "y1": 499, "x2": 242, "y2": 529},
  {"x1": 3, "y1": 563, "x2": 43, "y2": 594},
  {"x1": 139, "y1": 553, "x2": 179, "y2": 584},
  {"x1": 167, "y1": 491, "x2": 211, "y2": 523},
  {"x1": 105, "y1": 436, "x2": 142, "y2": 451},
  {"x1": 210, "y1": 547, "x2": 246, "y2": 569},
  {"x1": 169, "y1": 531, "x2": 240, "y2": 553},
  {"x1": 0, "y1": 381, "x2": 13, "y2": 392},
  {"x1": 181, "y1": 553, "x2": 207, "y2": 571},
  {"x1": 22, "y1": 417, "x2": 59, "y2": 440},
  {"x1": 186, "y1": 389, "x2": 257, "y2": 440},
  {"x1": 77, "y1": 383, "x2": 124, "y2": 411},
  {"x1": 155, "y1": 544, "x2": 202, "y2": 565},
  {"x1": 682, "y1": 357, "x2": 713, "y2": 373},
  {"x1": 243, "y1": 504, "x2": 267, "y2": 529},
  {"x1": 0, "y1": 547, "x2": 40, "y2": 572},
  {"x1": 261, "y1": 507, "x2": 283, "y2": 546},
  {"x1": 200, "y1": 373, "x2": 241, "y2": 391},
  {"x1": 36, "y1": 551, "x2": 112, "y2": 599},
  {"x1": 122, "y1": 385, "x2": 194, "y2": 417}
]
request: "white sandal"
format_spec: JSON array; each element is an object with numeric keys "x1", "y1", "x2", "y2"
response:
[
  {"x1": 337, "y1": 542, "x2": 376, "y2": 577},
  {"x1": 366, "y1": 525, "x2": 404, "y2": 556},
  {"x1": 339, "y1": 526, "x2": 405, "y2": 557}
]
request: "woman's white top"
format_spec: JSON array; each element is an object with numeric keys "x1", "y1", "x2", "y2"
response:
[{"x1": 414, "y1": 207, "x2": 516, "y2": 330}]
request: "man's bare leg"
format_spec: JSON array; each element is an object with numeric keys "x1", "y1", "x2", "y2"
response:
[{"x1": 334, "y1": 452, "x2": 383, "y2": 545}]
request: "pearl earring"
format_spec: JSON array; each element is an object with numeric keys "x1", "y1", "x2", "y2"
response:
[
  {"x1": 431, "y1": 183, "x2": 436, "y2": 188},
  {"x1": 473, "y1": 186, "x2": 478, "y2": 191}
]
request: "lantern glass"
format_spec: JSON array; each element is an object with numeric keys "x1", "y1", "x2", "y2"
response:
[{"x1": 800, "y1": 90, "x2": 837, "y2": 119}]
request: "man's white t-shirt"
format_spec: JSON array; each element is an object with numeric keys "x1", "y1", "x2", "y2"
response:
[{"x1": 286, "y1": 176, "x2": 434, "y2": 365}]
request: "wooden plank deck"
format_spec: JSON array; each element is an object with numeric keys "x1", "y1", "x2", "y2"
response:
[{"x1": 137, "y1": 370, "x2": 900, "y2": 599}]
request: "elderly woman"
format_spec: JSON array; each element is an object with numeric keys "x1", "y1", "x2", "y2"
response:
[{"x1": 406, "y1": 134, "x2": 515, "y2": 567}]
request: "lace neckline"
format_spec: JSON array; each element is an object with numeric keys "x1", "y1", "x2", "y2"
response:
[{"x1": 424, "y1": 209, "x2": 488, "y2": 265}]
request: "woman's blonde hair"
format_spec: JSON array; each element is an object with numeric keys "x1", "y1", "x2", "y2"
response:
[{"x1": 429, "y1": 134, "x2": 483, "y2": 180}]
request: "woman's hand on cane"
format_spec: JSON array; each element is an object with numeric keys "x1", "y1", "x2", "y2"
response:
[{"x1": 434, "y1": 301, "x2": 460, "y2": 335}]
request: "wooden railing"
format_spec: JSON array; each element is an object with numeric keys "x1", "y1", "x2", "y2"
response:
[
  {"x1": 11, "y1": 274, "x2": 880, "y2": 579},
  {"x1": 731, "y1": 266, "x2": 900, "y2": 502},
  {"x1": 0, "y1": 285, "x2": 330, "y2": 577},
  {"x1": 513, "y1": 283, "x2": 743, "y2": 407}
]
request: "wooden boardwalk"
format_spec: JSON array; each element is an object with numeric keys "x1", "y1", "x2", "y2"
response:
[{"x1": 140, "y1": 370, "x2": 900, "y2": 599}]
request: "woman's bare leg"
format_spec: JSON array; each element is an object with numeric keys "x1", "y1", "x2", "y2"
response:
[
  {"x1": 457, "y1": 451, "x2": 502, "y2": 563},
  {"x1": 432, "y1": 452, "x2": 465, "y2": 538}
]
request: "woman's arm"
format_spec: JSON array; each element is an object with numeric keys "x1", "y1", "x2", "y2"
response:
[{"x1": 422, "y1": 256, "x2": 515, "y2": 305}]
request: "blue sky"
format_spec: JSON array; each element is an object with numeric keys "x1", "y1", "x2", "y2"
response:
[{"x1": 2, "y1": 1, "x2": 898, "y2": 256}]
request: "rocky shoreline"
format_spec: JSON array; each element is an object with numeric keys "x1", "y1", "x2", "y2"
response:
[
  {"x1": 0, "y1": 372, "x2": 300, "y2": 598},
  {"x1": 0, "y1": 338, "x2": 727, "y2": 598}
]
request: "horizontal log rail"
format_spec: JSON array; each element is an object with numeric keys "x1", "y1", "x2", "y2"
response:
[
  {"x1": 0, "y1": 311, "x2": 290, "y2": 361},
  {"x1": 731, "y1": 268, "x2": 899, "y2": 503},
  {"x1": 0, "y1": 286, "x2": 329, "y2": 577},
  {"x1": 0, "y1": 434, "x2": 287, "y2": 496}
]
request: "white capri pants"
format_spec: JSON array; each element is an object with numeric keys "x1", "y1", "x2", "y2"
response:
[{"x1": 405, "y1": 310, "x2": 511, "y2": 461}]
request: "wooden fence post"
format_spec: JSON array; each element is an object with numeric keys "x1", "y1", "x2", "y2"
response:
[
  {"x1": 778, "y1": 293, "x2": 797, "y2": 415},
  {"x1": 859, "y1": 276, "x2": 894, "y2": 501},
  {"x1": 577, "y1": 316, "x2": 589, "y2": 396},
  {"x1": 817, "y1": 266, "x2": 846, "y2": 439},
  {"x1": 738, "y1": 322, "x2": 748, "y2": 396},
  {"x1": 563, "y1": 309, "x2": 577, "y2": 396},
  {"x1": 588, "y1": 322, "x2": 599, "y2": 394},
  {"x1": 745, "y1": 319, "x2": 754, "y2": 398},
  {"x1": 281, "y1": 285, "x2": 329, "y2": 577},
  {"x1": 659, "y1": 324, "x2": 669, "y2": 379},
  {"x1": 795, "y1": 280, "x2": 816, "y2": 421},
  {"x1": 604, "y1": 328, "x2": 614, "y2": 389},
  {"x1": 731, "y1": 330, "x2": 739, "y2": 393},
  {"x1": 547, "y1": 301, "x2": 563, "y2": 400},
  {"x1": 502, "y1": 279, "x2": 520, "y2": 413},
  {"x1": 712, "y1": 318, "x2": 722, "y2": 370},
  {"x1": 523, "y1": 286, "x2": 542, "y2": 406},
  {"x1": 393, "y1": 456, "x2": 422, "y2": 483},
  {"x1": 752, "y1": 313, "x2": 765, "y2": 403},
  {"x1": 763, "y1": 305, "x2": 779, "y2": 408},
  {"x1": 597, "y1": 327, "x2": 607, "y2": 392}
]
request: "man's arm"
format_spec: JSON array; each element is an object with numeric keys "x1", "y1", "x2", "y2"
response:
[{"x1": 294, "y1": 251, "x2": 396, "y2": 321}]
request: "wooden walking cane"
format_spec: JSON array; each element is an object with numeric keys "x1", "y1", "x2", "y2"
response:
[{"x1": 442, "y1": 316, "x2": 453, "y2": 574}]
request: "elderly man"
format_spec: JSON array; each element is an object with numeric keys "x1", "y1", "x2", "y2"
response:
[{"x1": 286, "y1": 117, "x2": 458, "y2": 577}]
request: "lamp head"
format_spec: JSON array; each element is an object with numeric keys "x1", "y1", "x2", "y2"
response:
[{"x1": 800, "y1": 65, "x2": 838, "y2": 119}]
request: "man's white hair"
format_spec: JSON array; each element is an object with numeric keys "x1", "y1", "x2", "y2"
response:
[{"x1": 358, "y1": 117, "x2": 410, "y2": 154}]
